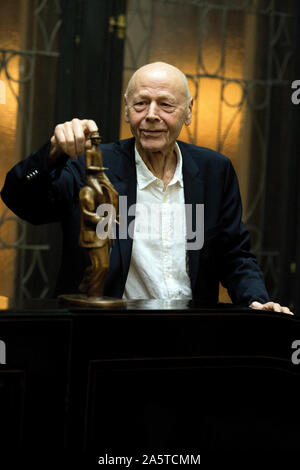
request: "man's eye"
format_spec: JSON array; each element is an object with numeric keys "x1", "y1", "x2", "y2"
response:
[
  {"x1": 161, "y1": 102, "x2": 175, "y2": 110},
  {"x1": 134, "y1": 102, "x2": 147, "y2": 110}
]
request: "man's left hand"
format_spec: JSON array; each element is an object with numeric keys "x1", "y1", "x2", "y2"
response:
[{"x1": 250, "y1": 301, "x2": 293, "y2": 315}]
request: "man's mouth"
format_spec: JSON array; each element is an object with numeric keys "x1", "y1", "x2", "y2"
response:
[{"x1": 140, "y1": 129, "x2": 166, "y2": 134}]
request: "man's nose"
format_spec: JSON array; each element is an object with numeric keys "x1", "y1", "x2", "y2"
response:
[{"x1": 146, "y1": 101, "x2": 160, "y2": 121}]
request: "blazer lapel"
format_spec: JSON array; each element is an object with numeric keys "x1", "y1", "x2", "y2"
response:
[
  {"x1": 110, "y1": 139, "x2": 137, "y2": 285},
  {"x1": 179, "y1": 142, "x2": 204, "y2": 294}
]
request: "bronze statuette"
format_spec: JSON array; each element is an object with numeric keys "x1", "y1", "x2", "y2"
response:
[{"x1": 59, "y1": 131, "x2": 124, "y2": 307}]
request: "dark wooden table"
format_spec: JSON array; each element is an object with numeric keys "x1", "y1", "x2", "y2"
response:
[{"x1": 1, "y1": 299, "x2": 300, "y2": 460}]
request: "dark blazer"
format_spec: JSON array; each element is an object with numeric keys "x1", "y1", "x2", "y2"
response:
[{"x1": 1, "y1": 137, "x2": 270, "y2": 305}]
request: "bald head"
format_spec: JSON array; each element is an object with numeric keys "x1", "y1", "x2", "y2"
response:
[
  {"x1": 125, "y1": 62, "x2": 191, "y2": 103},
  {"x1": 124, "y1": 61, "x2": 193, "y2": 159}
]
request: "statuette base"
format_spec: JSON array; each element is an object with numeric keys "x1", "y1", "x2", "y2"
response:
[{"x1": 58, "y1": 294, "x2": 125, "y2": 308}]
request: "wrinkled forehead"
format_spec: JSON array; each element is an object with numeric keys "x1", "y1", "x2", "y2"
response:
[{"x1": 128, "y1": 68, "x2": 189, "y2": 100}]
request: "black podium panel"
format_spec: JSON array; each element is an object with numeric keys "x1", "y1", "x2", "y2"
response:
[
  {"x1": 81, "y1": 356, "x2": 300, "y2": 451},
  {"x1": 0, "y1": 370, "x2": 25, "y2": 445},
  {"x1": 0, "y1": 299, "x2": 300, "y2": 456},
  {"x1": 0, "y1": 311, "x2": 72, "y2": 449}
]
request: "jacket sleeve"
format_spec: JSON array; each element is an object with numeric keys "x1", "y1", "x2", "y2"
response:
[
  {"x1": 218, "y1": 159, "x2": 270, "y2": 305},
  {"x1": 1, "y1": 141, "x2": 84, "y2": 225}
]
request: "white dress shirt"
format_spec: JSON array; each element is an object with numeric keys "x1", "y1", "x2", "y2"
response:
[{"x1": 123, "y1": 143, "x2": 192, "y2": 299}]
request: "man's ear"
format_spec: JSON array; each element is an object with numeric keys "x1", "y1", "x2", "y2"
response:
[
  {"x1": 185, "y1": 97, "x2": 193, "y2": 126},
  {"x1": 124, "y1": 94, "x2": 129, "y2": 123}
]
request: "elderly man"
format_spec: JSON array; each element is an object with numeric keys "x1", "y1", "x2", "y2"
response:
[{"x1": 1, "y1": 62, "x2": 292, "y2": 313}]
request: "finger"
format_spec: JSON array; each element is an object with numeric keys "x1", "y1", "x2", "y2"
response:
[
  {"x1": 81, "y1": 119, "x2": 98, "y2": 138},
  {"x1": 72, "y1": 118, "x2": 86, "y2": 155},
  {"x1": 63, "y1": 121, "x2": 77, "y2": 158},
  {"x1": 54, "y1": 124, "x2": 68, "y2": 155},
  {"x1": 54, "y1": 121, "x2": 76, "y2": 158},
  {"x1": 261, "y1": 302, "x2": 282, "y2": 312},
  {"x1": 259, "y1": 302, "x2": 275, "y2": 310},
  {"x1": 262, "y1": 302, "x2": 274, "y2": 308},
  {"x1": 272, "y1": 302, "x2": 282, "y2": 313},
  {"x1": 261, "y1": 302, "x2": 276, "y2": 311},
  {"x1": 249, "y1": 301, "x2": 263, "y2": 309},
  {"x1": 281, "y1": 306, "x2": 294, "y2": 315},
  {"x1": 50, "y1": 134, "x2": 57, "y2": 150}
]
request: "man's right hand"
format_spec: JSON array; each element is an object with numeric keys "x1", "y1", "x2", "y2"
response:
[{"x1": 49, "y1": 118, "x2": 98, "y2": 162}]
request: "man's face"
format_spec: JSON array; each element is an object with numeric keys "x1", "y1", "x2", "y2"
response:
[{"x1": 124, "y1": 68, "x2": 192, "y2": 157}]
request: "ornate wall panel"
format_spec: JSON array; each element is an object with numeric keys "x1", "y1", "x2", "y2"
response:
[{"x1": 0, "y1": 0, "x2": 62, "y2": 301}]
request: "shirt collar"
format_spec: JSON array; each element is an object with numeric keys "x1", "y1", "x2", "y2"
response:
[{"x1": 135, "y1": 143, "x2": 184, "y2": 190}]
